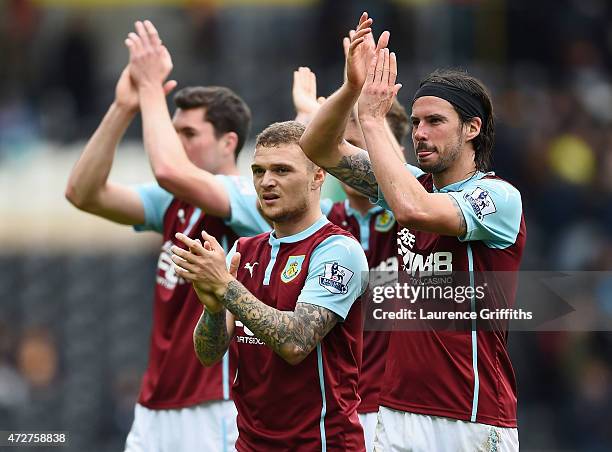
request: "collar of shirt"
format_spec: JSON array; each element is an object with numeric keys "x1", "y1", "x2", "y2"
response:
[
  {"x1": 433, "y1": 171, "x2": 495, "y2": 193},
  {"x1": 268, "y1": 215, "x2": 329, "y2": 245}
]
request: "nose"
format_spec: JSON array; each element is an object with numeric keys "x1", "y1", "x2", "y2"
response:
[
  {"x1": 260, "y1": 170, "x2": 277, "y2": 188},
  {"x1": 413, "y1": 123, "x2": 427, "y2": 142}
]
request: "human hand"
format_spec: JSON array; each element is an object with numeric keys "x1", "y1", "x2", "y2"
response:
[
  {"x1": 293, "y1": 67, "x2": 323, "y2": 122},
  {"x1": 114, "y1": 63, "x2": 176, "y2": 113},
  {"x1": 345, "y1": 12, "x2": 389, "y2": 92},
  {"x1": 124, "y1": 20, "x2": 176, "y2": 91},
  {"x1": 358, "y1": 48, "x2": 402, "y2": 123},
  {"x1": 171, "y1": 231, "x2": 234, "y2": 302}
]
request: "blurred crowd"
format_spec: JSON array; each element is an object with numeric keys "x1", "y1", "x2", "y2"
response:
[{"x1": 0, "y1": 0, "x2": 611, "y2": 450}]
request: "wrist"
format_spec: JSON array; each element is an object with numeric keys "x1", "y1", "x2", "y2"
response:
[
  {"x1": 358, "y1": 115, "x2": 386, "y2": 128},
  {"x1": 341, "y1": 81, "x2": 362, "y2": 98},
  {"x1": 110, "y1": 101, "x2": 138, "y2": 117},
  {"x1": 213, "y1": 274, "x2": 236, "y2": 301}
]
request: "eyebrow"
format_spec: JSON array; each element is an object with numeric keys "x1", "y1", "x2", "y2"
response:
[{"x1": 411, "y1": 113, "x2": 448, "y2": 122}]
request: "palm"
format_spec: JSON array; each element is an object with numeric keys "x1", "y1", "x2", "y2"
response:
[{"x1": 347, "y1": 41, "x2": 374, "y2": 89}]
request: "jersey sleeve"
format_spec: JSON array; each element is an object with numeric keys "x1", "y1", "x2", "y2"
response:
[
  {"x1": 133, "y1": 183, "x2": 173, "y2": 233},
  {"x1": 215, "y1": 175, "x2": 271, "y2": 236},
  {"x1": 447, "y1": 179, "x2": 522, "y2": 249},
  {"x1": 297, "y1": 235, "x2": 369, "y2": 320},
  {"x1": 372, "y1": 163, "x2": 425, "y2": 210}
]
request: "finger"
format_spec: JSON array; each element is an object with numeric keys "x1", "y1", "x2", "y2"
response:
[
  {"x1": 171, "y1": 254, "x2": 199, "y2": 273},
  {"x1": 163, "y1": 80, "x2": 178, "y2": 95},
  {"x1": 366, "y1": 51, "x2": 378, "y2": 84},
  {"x1": 135, "y1": 21, "x2": 150, "y2": 48},
  {"x1": 127, "y1": 32, "x2": 142, "y2": 52},
  {"x1": 382, "y1": 48, "x2": 390, "y2": 85},
  {"x1": 143, "y1": 20, "x2": 162, "y2": 47},
  {"x1": 349, "y1": 36, "x2": 365, "y2": 53},
  {"x1": 229, "y1": 252, "x2": 241, "y2": 278},
  {"x1": 170, "y1": 245, "x2": 200, "y2": 263},
  {"x1": 374, "y1": 49, "x2": 385, "y2": 84},
  {"x1": 389, "y1": 52, "x2": 398, "y2": 86},
  {"x1": 376, "y1": 30, "x2": 390, "y2": 52},
  {"x1": 356, "y1": 18, "x2": 373, "y2": 33},
  {"x1": 317, "y1": 96, "x2": 326, "y2": 105},
  {"x1": 174, "y1": 266, "x2": 197, "y2": 282},
  {"x1": 175, "y1": 232, "x2": 199, "y2": 249},
  {"x1": 343, "y1": 37, "x2": 350, "y2": 58},
  {"x1": 201, "y1": 230, "x2": 221, "y2": 251},
  {"x1": 351, "y1": 27, "x2": 372, "y2": 43},
  {"x1": 393, "y1": 83, "x2": 403, "y2": 97},
  {"x1": 357, "y1": 12, "x2": 369, "y2": 28}
]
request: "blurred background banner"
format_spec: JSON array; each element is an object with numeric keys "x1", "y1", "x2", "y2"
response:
[{"x1": 1, "y1": 0, "x2": 611, "y2": 450}]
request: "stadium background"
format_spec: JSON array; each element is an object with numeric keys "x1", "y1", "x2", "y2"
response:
[{"x1": 1, "y1": 0, "x2": 611, "y2": 450}]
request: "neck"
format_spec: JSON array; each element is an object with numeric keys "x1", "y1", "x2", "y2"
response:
[
  {"x1": 432, "y1": 149, "x2": 478, "y2": 189},
  {"x1": 346, "y1": 192, "x2": 374, "y2": 216},
  {"x1": 273, "y1": 206, "x2": 323, "y2": 238},
  {"x1": 215, "y1": 160, "x2": 241, "y2": 176}
]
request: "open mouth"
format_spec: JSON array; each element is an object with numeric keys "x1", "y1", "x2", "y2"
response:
[{"x1": 261, "y1": 193, "x2": 280, "y2": 204}]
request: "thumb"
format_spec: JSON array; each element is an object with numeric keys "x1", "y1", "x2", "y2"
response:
[
  {"x1": 163, "y1": 80, "x2": 177, "y2": 95},
  {"x1": 229, "y1": 252, "x2": 241, "y2": 278},
  {"x1": 317, "y1": 96, "x2": 326, "y2": 105}
]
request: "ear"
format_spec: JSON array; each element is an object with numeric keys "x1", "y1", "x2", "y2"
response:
[
  {"x1": 465, "y1": 117, "x2": 482, "y2": 142},
  {"x1": 222, "y1": 131, "x2": 239, "y2": 157},
  {"x1": 311, "y1": 166, "x2": 326, "y2": 191}
]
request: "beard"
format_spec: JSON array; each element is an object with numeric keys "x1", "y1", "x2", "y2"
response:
[
  {"x1": 262, "y1": 194, "x2": 310, "y2": 224},
  {"x1": 416, "y1": 132, "x2": 464, "y2": 174}
]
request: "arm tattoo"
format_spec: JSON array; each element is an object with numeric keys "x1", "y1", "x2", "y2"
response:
[
  {"x1": 193, "y1": 309, "x2": 230, "y2": 366},
  {"x1": 450, "y1": 196, "x2": 467, "y2": 236},
  {"x1": 326, "y1": 151, "x2": 379, "y2": 199},
  {"x1": 222, "y1": 280, "x2": 339, "y2": 361}
]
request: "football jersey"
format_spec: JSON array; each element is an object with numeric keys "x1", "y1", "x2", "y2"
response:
[
  {"x1": 327, "y1": 200, "x2": 397, "y2": 414},
  {"x1": 133, "y1": 175, "x2": 270, "y2": 409},
  {"x1": 375, "y1": 165, "x2": 526, "y2": 428},
  {"x1": 228, "y1": 216, "x2": 369, "y2": 451}
]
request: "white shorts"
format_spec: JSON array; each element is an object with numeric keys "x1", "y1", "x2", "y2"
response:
[
  {"x1": 373, "y1": 406, "x2": 519, "y2": 452},
  {"x1": 124, "y1": 400, "x2": 238, "y2": 452},
  {"x1": 359, "y1": 411, "x2": 378, "y2": 452}
]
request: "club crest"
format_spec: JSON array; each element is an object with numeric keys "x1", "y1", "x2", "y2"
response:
[
  {"x1": 374, "y1": 210, "x2": 396, "y2": 232},
  {"x1": 280, "y1": 255, "x2": 306, "y2": 283}
]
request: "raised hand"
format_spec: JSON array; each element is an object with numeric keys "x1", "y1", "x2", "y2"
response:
[
  {"x1": 358, "y1": 48, "x2": 402, "y2": 122},
  {"x1": 114, "y1": 65, "x2": 139, "y2": 112},
  {"x1": 293, "y1": 67, "x2": 325, "y2": 124},
  {"x1": 125, "y1": 20, "x2": 175, "y2": 90},
  {"x1": 345, "y1": 12, "x2": 390, "y2": 92}
]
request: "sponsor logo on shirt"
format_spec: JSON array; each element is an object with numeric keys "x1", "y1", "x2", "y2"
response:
[
  {"x1": 280, "y1": 255, "x2": 306, "y2": 283},
  {"x1": 244, "y1": 262, "x2": 259, "y2": 277},
  {"x1": 156, "y1": 240, "x2": 186, "y2": 289},
  {"x1": 235, "y1": 320, "x2": 265, "y2": 345},
  {"x1": 464, "y1": 186, "x2": 496, "y2": 220},
  {"x1": 319, "y1": 262, "x2": 354, "y2": 294},
  {"x1": 374, "y1": 211, "x2": 396, "y2": 232},
  {"x1": 397, "y1": 228, "x2": 452, "y2": 276}
]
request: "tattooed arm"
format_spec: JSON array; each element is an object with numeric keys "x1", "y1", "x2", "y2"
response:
[
  {"x1": 219, "y1": 280, "x2": 339, "y2": 365},
  {"x1": 193, "y1": 308, "x2": 235, "y2": 366}
]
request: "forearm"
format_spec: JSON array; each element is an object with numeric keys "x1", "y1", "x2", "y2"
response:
[
  {"x1": 65, "y1": 103, "x2": 135, "y2": 207},
  {"x1": 139, "y1": 84, "x2": 192, "y2": 179},
  {"x1": 193, "y1": 308, "x2": 231, "y2": 366},
  {"x1": 216, "y1": 280, "x2": 315, "y2": 364},
  {"x1": 361, "y1": 118, "x2": 428, "y2": 221},
  {"x1": 300, "y1": 83, "x2": 360, "y2": 167}
]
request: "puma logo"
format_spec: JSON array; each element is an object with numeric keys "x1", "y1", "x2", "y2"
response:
[{"x1": 244, "y1": 262, "x2": 259, "y2": 277}]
